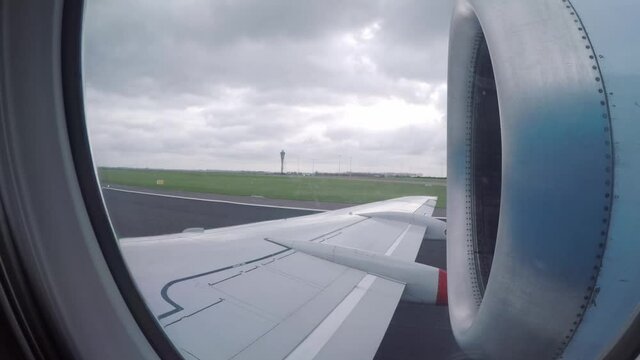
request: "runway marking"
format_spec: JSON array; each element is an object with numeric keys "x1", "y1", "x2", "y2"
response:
[{"x1": 102, "y1": 186, "x2": 328, "y2": 212}]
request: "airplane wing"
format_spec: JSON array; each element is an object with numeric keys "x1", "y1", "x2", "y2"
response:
[{"x1": 119, "y1": 196, "x2": 444, "y2": 360}]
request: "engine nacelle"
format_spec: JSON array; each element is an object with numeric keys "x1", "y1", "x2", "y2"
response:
[{"x1": 447, "y1": 0, "x2": 640, "y2": 359}]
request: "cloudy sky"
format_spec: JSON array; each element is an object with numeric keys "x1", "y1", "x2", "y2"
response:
[{"x1": 83, "y1": 0, "x2": 452, "y2": 176}]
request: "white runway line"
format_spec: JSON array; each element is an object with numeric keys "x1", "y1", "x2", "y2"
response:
[{"x1": 102, "y1": 186, "x2": 327, "y2": 212}]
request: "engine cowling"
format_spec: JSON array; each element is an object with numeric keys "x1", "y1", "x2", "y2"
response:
[{"x1": 446, "y1": 0, "x2": 640, "y2": 359}]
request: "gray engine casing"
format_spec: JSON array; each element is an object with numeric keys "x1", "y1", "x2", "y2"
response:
[{"x1": 447, "y1": 1, "x2": 640, "y2": 359}]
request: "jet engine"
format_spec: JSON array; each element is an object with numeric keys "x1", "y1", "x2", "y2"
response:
[{"x1": 447, "y1": 0, "x2": 640, "y2": 359}]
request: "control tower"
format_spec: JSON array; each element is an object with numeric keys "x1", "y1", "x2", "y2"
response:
[{"x1": 280, "y1": 150, "x2": 285, "y2": 175}]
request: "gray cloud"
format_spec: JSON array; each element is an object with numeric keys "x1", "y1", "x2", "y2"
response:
[{"x1": 84, "y1": 0, "x2": 452, "y2": 176}]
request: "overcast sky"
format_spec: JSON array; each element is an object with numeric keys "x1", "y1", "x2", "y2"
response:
[{"x1": 83, "y1": 0, "x2": 452, "y2": 176}]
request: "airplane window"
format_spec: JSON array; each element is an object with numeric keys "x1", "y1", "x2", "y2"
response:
[
  {"x1": 80, "y1": 0, "x2": 640, "y2": 359},
  {"x1": 83, "y1": 1, "x2": 455, "y2": 359},
  {"x1": 1, "y1": 0, "x2": 638, "y2": 359}
]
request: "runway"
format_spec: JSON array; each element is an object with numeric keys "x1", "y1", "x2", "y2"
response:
[
  {"x1": 102, "y1": 185, "x2": 323, "y2": 238},
  {"x1": 101, "y1": 186, "x2": 467, "y2": 359}
]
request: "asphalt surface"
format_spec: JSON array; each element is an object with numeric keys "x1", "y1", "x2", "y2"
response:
[
  {"x1": 105, "y1": 184, "x2": 355, "y2": 212},
  {"x1": 102, "y1": 186, "x2": 322, "y2": 238},
  {"x1": 101, "y1": 186, "x2": 467, "y2": 359}
]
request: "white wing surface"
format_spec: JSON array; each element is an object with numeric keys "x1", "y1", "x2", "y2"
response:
[{"x1": 119, "y1": 196, "x2": 443, "y2": 360}]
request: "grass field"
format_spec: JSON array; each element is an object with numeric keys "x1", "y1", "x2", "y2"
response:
[{"x1": 98, "y1": 168, "x2": 446, "y2": 207}]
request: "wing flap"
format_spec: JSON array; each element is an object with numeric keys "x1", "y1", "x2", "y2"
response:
[
  {"x1": 310, "y1": 276, "x2": 405, "y2": 360},
  {"x1": 232, "y1": 268, "x2": 367, "y2": 360}
]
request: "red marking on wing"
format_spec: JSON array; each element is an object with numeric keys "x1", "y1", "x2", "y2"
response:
[{"x1": 436, "y1": 269, "x2": 448, "y2": 305}]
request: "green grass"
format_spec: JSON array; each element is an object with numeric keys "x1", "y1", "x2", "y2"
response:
[{"x1": 98, "y1": 168, "x2": 446, "y2": 207}]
